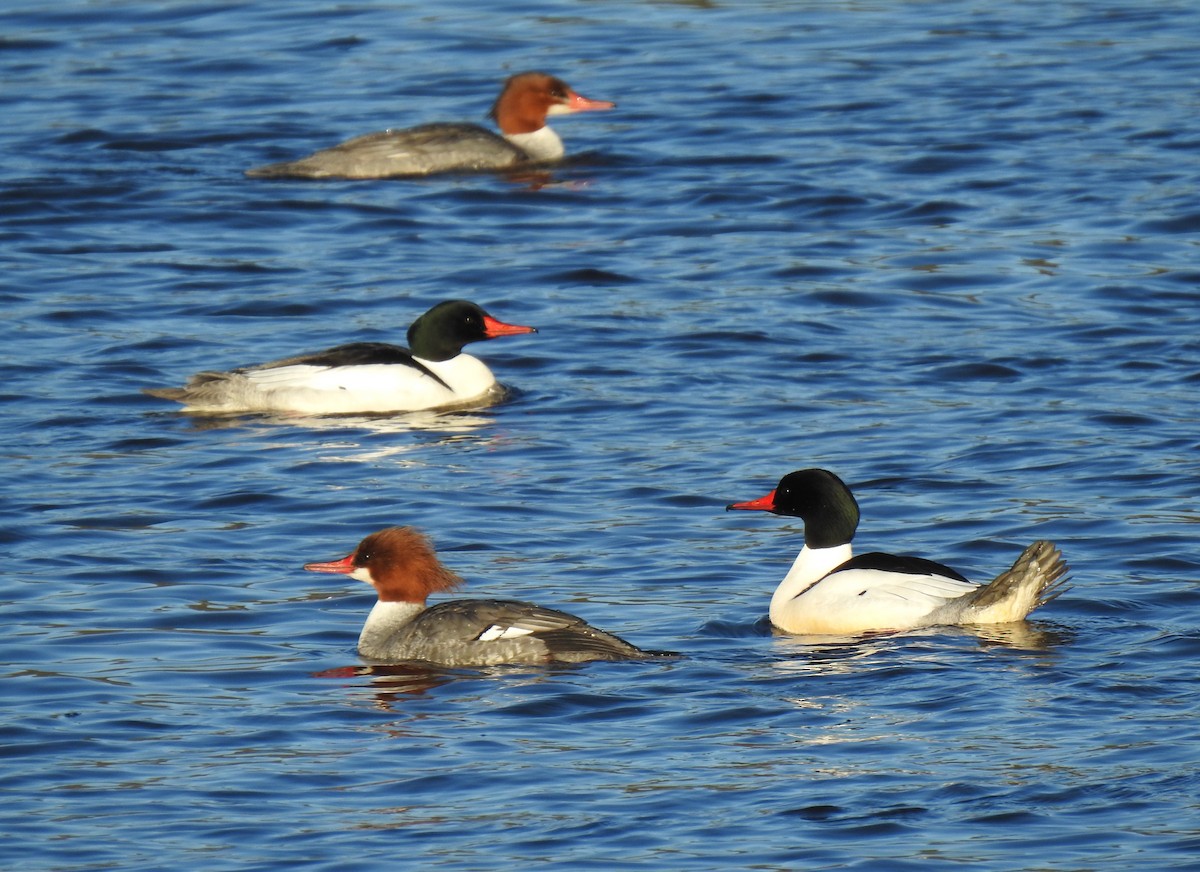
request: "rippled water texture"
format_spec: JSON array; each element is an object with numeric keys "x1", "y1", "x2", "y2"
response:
[{"x1": 3, "y1": 1, "x2": 1199, "y2": 869}]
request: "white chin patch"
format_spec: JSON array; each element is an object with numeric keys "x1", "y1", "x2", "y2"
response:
[
  {"x1": 350, "y1": 566, "x2": 374, "y2": 584},
  {"x1": 477, "y1": 624, "x2": 536, "y2": 642}
]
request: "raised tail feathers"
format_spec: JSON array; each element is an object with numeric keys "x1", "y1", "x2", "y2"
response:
[
  {"x1": 956, "y1": 540, "x2": 1069, "y2": 624},
  {"x1": 537, "y1": 626, "x2": 679, "y2": 663}
]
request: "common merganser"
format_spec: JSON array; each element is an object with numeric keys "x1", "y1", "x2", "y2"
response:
[
  {"x1": 144, "y1": 299, "x2": 536, "y2": 414},
  {"x1": 245, "y1": 71, "x2": 615, "y2": 179},
  {"x1": 726, "y1": 468, "x2": 1069, "y2": 635},
  {"x1": 304, "y1": 526, "x2": 672, "y2": 666}
]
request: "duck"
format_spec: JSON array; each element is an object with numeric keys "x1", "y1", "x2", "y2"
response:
[
  {"x1": 245, "y1": 71, "x2": 615, "y2": 179},
  {"x1": 304, "y1": 526, "x2": 671, "y2": 666},
  {"x1": 144, "y1": 299, "x2": 536, "y2": 414},
  {"x1": 725, "y1": 468, "x2": 1069, "y2": 635}
]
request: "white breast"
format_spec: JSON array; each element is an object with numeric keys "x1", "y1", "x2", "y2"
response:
[{"x1": 505, "y1": 126, "x2": 565, "y2": 162}]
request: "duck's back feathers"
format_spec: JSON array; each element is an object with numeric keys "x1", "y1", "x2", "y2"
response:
[
  {"x1": 367, "y1": 599, "x2": 668, "y2": 665},
  {"x1": 833, "y1": 552, "x2": 972, "y2": 583},
  {"x1": 246, "y1": 124, "x2": 528, "y2": 179},
  {"x1": 252, "y1": 341, "x2": 422, "y2": 370}
]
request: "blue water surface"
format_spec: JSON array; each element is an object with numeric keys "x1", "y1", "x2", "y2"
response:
[{"x1": 2, "y1": 1, "x2": 1199, "y2": 869}]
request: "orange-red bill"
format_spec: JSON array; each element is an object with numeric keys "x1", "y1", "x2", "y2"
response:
[
  {"x1": 483, "y1": 314, "x2": 538, "y2": 338},
  {"x1": 303, "y1": 554, "x2": 356, "y2": 574},
  {"x1": 726, "y1": 490, "x2": 777, "y2": 512},
  {"x1": 566, "y1": 91, "x2": 616, "y2": 112}
]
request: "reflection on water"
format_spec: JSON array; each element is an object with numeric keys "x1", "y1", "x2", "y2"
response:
[
  {"x1": 316, "y1": 660, "x2": 620, "y2": 711},
  {"x1": 952, "y1": 620, "x2": 1075, "y2": 652},
  {"x1": 313, "y1": 663, "x2": 462, "y2": 702},
  {"x1": 153, "y1": 407, "x2": 501, "y2": 463},
  {"x1": 768, "y1": 620, "x2": 1072, "y2": 675},
  {"x1": 162, "y1": 407, "x2": 499, "y2": 434}
]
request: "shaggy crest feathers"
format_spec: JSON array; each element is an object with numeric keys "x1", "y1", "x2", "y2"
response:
[{"x1": 354, "y1": 527, "x2": 463, "y2": 603}]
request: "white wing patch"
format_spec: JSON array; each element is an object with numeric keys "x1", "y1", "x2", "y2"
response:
[{"x1": 477, "y1": 624, "x2": 537, "y2": 642}]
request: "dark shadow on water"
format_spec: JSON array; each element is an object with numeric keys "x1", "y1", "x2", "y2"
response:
[{"x1": 697, "y1": 615, "x2": 776, "y2": 638}]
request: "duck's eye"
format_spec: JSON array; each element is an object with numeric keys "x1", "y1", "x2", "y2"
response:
[{"x1": 355, "y1": 551, "x2": 372, "y2": 565}]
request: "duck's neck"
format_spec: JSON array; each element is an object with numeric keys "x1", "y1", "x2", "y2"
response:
[
  {"x1": 359, "y1": 600, "x2": 425, "y2": 654},
  {"x1": 769, "y1": 543, "x2": 852, "y2": 625},
  {"x1": 505, "y1": 126, "x2": 564, "y2": 162}
]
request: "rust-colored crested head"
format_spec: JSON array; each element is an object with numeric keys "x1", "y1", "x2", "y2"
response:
[
  {"x1": 488, "y1": 71, "x2": 613, "y2": 135},
  {"x1": 350, "y1": 526, "x2": 464, "y2": 604}
]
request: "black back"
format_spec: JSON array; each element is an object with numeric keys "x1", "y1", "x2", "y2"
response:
[{"x1": 832, "y1": 551, "x2": 971, "y2": 583}]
